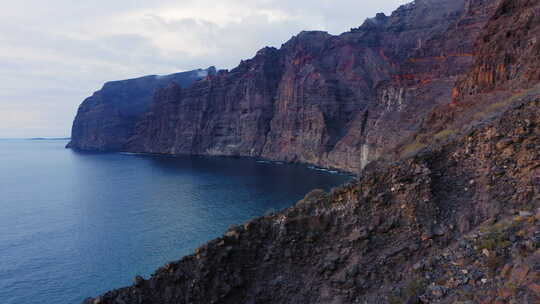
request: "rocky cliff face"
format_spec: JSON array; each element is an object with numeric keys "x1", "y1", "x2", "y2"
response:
[
  {"x1": 67, "y1": 67, "x2": 216, "y2": 151},
  {"x1": 93, "y1": 0, "x2": 497, "y2": 173},
  {"x1": 127, "y1": 50, "x2": 282, "y2": 157},
  {"x1": 83, "y1": 0, "x2": 540, "y2": 303},
  {"x1": 455, "y1": 0, "x2": 540, "y2": 98}
]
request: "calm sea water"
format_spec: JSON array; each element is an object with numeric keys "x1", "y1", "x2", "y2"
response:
[{"x1": 0, "y1": 139, "x2": 349, "y2": 304}]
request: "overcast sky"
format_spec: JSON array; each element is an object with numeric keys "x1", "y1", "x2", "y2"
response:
[{"x1": 0, "y1": 0, "x2": 409, "y2": 138}]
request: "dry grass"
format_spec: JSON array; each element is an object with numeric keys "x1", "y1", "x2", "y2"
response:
[
  {"x1": 400, "y1": 140, "x2": 427, "y2": 157},
  {"x1": 473, "y1": 89, "x2": 531, "y2": 121},
  {"x1": 433, "y1": 129, "x2": 456, "y2": 141}
]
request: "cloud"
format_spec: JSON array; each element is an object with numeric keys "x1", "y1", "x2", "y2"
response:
[{"x1": 0, "y1": 0, "x2": 410, "y2": 137}]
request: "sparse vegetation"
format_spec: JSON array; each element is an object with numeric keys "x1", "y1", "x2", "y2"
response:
[
  {"x1": 389, "y1": 277, "x2": 427, "y2": 304},
  {"x1": 504, "y1": 281, "x2": 519, "y2": 294},
  {"x1": 476, "y1": 223, "x2": 512, "y2": 251},
  {"x1": 405, "y1": 277, "x2": 427, "y2": 300},
  {"x1": 477, "y1": 232, "x2": 511, "y2": 251},
  {"x1": 401, "y1": 140, "x2": 428, "y2": 157},
  {"x1": 433, "y1": 129, "x2": 456, "y2": 141},
  {"x1": 457, "y1": 289, "x2": 476, "y2": 301},
  {"x1": 486, "y1": 253, "x2": 504, "y2": 275},
  {"x1": 473, "y1": 89, "x2": 531, "y2": 121},
  {"x1": 388, "y1": 294, "x2": 403, "y2": 304}
]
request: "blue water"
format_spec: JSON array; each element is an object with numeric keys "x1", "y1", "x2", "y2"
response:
[{"x1": 0, "y1": 139, "x2": 349, "y2": 304}]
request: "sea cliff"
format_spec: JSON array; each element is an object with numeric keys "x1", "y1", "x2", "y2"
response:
[
  {"x1": 70, "y1": 0, "x2": 499, "y2": 173},
  {"x1": 67, "y1": 67, "x2": 215, "y2": 151}
]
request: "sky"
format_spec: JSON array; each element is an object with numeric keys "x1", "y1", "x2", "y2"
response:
[{"x1": 0, "y1": 0, "x2": 409, "y2": 138}]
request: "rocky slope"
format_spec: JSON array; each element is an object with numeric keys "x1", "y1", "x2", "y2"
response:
[
  {"x1": 392, "y1": 0, "x2": 540, "y2": 160},
  {"x1": 69, "y1": 0, "x2": 501, "y2": 173},
  {"x1": 67, "y1": 67, "x2": 215, "y2": 151},
  {"x1": 82, "y1": 0, "x2": 540, "y2": 303}
]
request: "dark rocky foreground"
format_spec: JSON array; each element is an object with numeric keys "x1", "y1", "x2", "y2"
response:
[
  {"x1": 81, "y1": 0, "x2": 540, "y2": 302},
  {"x1": 67, "y1": 67, "x2": 215, "y2": 151}
]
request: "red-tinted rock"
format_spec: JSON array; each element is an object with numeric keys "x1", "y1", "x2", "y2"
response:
[
  {"x1": 121, "y1": 0, "x2": 499, "y2": 173},
  {"x1": 455, "y1": 0, "x2": 540, "y2": 98}
]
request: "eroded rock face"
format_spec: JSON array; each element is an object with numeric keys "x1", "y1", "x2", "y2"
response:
[
  {"x1": 455, "y1": 0, "x2": 540, "y2": 99},
  {"x1": 120, "y1": 0, "x2": 499, "y2": 173},
  {"x1": 393, "y1": 0, "x2": 540, "y2": 161},
  {"x1": 127, "y1": 49, "x2": 282, "y2": 157},
  {"x1": 67, "y1": 67, "x2": 216, "y2": 151}
]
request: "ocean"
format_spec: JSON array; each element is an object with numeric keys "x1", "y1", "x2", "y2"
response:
[{"x1": 0, "y1": 139, "x2": 349, "y2": 303}]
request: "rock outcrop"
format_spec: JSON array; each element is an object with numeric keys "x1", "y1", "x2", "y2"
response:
[{"x1": 67, "y1": 67, "x2": 216, "y2": 151}]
